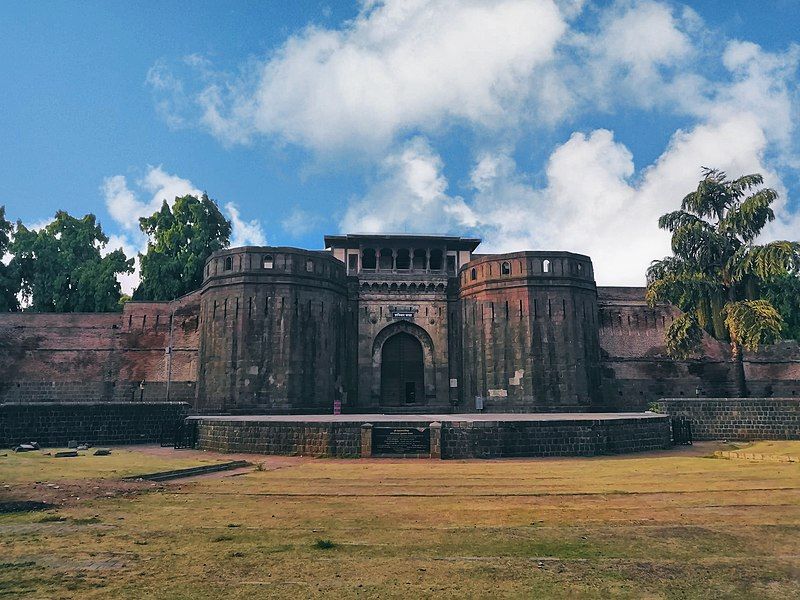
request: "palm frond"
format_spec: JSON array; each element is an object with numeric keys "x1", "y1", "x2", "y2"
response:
[
  {"x1": 732, "y1": 241, "x2": 800, "y2": 281},
  {"x1": 664, "y1": 313, "x2": 704, "y2": 359},
  {"x1": 720, "y1": 188, "x2": 777, "y2": 241},
  {"x1": 723, "y1": 300, "x2": 783, "y2": 352},
  {"x1": 728, "y1": 173, "x2": 765, "y2": 198},
  {"x1": 658, "y1": 210, "x2": 705, "y2": 233}
]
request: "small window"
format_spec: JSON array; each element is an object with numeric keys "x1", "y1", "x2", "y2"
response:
[
  {"x1": 306, "y1": 259, "x2": 314, "y2": 272},
  {"x1": 262, "y1": 254, "x2": 274, "y2": 269},
  {"x1": 577, "y1": 263, "x2": 583, "y2": 275},
  {"x1": 224, "y1": 256, "x2": 233, "y2": 271},
  {"x1": 501, "y1": 261, "x2": 511, "y2": 276},
  {"x1": 542, "y1": 259, "x2": 550, "y2": 273},
  {"x1": 471, "y1": 268, "x2": 477, "y2": 281},
  {"x1": 446, "y1": 255, "x2": 456, "y2": 275},
  {"x1": 348, "y1": 254, "x2": 358, "y2": 272}
]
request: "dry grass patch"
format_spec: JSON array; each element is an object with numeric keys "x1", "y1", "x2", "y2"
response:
[{"x1": 1, "y1": 442, "x2": 799, "y2": 598}]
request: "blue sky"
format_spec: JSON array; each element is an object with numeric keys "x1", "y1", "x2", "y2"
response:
[{"x1": 1, "y1": 0, "x2": 798, "y2": 289}]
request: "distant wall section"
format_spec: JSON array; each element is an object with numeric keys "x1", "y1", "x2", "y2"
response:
[{"x1": 0, "y1": 294, "x2": 200, "y2": 405}]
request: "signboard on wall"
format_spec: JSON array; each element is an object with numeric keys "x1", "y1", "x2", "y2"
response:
[
  {"x1": 390, "y1": 305, "x2": 418, "y2": 319},
  {"x1": 372, "y1": 426, "x2": 430, "y2": 455}
]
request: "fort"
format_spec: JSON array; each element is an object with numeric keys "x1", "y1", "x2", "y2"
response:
[{"x1": 1, "y1": 233, "x2": 798, "y2": 453}]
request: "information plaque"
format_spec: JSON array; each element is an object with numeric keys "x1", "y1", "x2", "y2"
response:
[{"x1": 372, "y1": 426, "x2": 430, "y2": 455}]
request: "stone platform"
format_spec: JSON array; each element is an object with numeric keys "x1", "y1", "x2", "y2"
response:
[{"x1": 189, "y1": 412, "x2": 672, "y2": 459}]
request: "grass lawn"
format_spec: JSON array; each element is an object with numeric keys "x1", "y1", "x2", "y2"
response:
[{"x1": 1, "y1": 443, "x2": 799, "y2": 599}]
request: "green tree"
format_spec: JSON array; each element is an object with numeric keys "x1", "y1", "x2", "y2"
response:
[
  {"x1": 0, "y1": 205, "x2": 20, "y2": 311},
  {"x1": 134, "y1": 193, "x2": 231, "y2": 301},
  {"x1": 10, "y1": 211, "x2": 133, "y2": 312},
  {"x1": 762, "y1": 274, "x2": 800, "y2": 340},
  {"x1": 646, "y1": 168, "x2": 800, "y2": 397}
]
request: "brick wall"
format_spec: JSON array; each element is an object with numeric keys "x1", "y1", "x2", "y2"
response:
[
  {"x1": 597, "y1": 287, "x2": 800, "y2": 409},
  {"x1": 653, "y1": 398, "x2": 800, "y2": 440},
  {"x1": 0, "y1": 402, "x2": 189, "y2": 447},
  {"x1": 0, "y1": 293, "x2": 200, "y2": 405}
]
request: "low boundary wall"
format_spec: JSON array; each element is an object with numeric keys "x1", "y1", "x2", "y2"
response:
[
  {"x1": 0, "y1": 402, "x2": 189, "y2": 447},
  {"x1": 191, "y1": 413, "x2": 671, "y2": 459},
  {"x1": 653, "y1": 398, "x2": 800, "y2": 441}
]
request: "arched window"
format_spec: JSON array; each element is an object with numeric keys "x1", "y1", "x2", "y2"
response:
[
  {"x1": 501, "y1": 261, "x2": 511, "y2": 276},
  {"x1": 224, "y1": 256, "x2": 233, "y2": 271},
  {"x1": 306, "y1": 258, "x2": 314, "y2": 272},
  {"x1": 470, "y1": 267, "x2": 477, "y2": 281},
  {"x1": 542, "y1": 259, "x2": 550, "y2": 273},
  {"x1": 577, "y1": 263, "x2": 583, "y2": 275},
  {"x1": 429, "y1": 249, "x2": 443, "y2": 270},
  {"x1": 396, "y1": 248, "x2": 410, "y2": 269},
  {"x1": 412, "y1": 249, "x2": 427, "y2": 270},
  {"x1": 362, "y1": 248, "x2": 376, "y2": 270},
  {"x1": 262, "y1": 254, "x2": 273, "y2": 269},
  {"x1": 379, "y1": 248, "x2": 393, "y2": 270}
]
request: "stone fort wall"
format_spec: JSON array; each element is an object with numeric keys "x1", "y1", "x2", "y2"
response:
[
  {"x1": 0, "y1": 293, "x2": 200, "y2": 405},
  {"x1": 459, "y1": 251, "x2": 601, "y2": 411},
  {"x1": 196, "y1": 247, "x2": 352, "y2": 414},
  {"x1": 597, "y1": 287, "x2": 800, "y2": 409},
  {"x1": 0, "y1": 251, "x2": 797, "y2": 415}
]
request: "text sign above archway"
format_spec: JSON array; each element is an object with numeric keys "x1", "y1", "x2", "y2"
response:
[{"x1": 390, "y1": 305, "x2": 418, "y2": 319}]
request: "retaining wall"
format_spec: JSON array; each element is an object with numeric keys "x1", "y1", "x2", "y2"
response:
[
  {"x1": 653, "y1": 398, "x2": 800, "y2": 441},
  {"x1": 0, "y1": 402, "x2": 189, "y2": 447},
  {"x1": 191, "y1": 414, "x2": 671, "y2": 458}
]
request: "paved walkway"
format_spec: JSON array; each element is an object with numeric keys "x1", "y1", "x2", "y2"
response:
[{"x1": 188, "y1": 412, "x2": 664, "y2": 423}]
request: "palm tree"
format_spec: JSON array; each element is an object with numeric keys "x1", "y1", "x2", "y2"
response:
[{"x1": 646, "y1": 168, "x2": 800, "y2": 397}]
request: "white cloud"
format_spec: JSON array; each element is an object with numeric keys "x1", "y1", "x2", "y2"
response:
[
  {"x1": 226, "y1": 202, "x2": 267, "y2": 247},
  {"x1": 281, "y1": 207, "x2": 324, "y2": 238},
  {"x1": 150, "y1": 0, "x2": 567, "y2": 151},
  {"x1": 150, "y1": 0, "x2": 799, "y2": 285},
  {"x1": 102, "y1": 165, "x2": 203, "y2": 232},
  {"x1": 340, "y1": 136, "x2": 475, "y2": 234},
  {"x1": 101, "y1": 166, "x2": 266, "y2": 292}
]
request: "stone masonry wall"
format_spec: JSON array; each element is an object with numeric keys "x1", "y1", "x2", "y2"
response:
[
  {"x1": 440, "y1": 417, "x2": 670, "y2": 458},
  {"x1": 193, "y1": 416, "x2": 671, "y2": 458},
  {"x1": 193, "y1": 419, "x2": 363, "y2": 456},
  {"x1": 0, "y1": 402, "x2": 189, "y2": 447},
  {"x1": 653, "y1": 398, "x2": 800, "y2": 441}
]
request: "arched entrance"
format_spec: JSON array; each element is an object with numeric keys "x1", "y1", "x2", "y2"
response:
[{"x1": 380, "y1": 332, "x2": 424, "y2": 405}]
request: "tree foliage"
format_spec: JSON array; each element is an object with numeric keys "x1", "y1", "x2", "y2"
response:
[
  {"x1": 646, "y1": 168, "x2": 799, "y2": 395},
  {"x1": 0, "y1": 205, "x2": 20, "y2": 312},
  {"x1": 134, "y1": 194, "x2": 231, "y2": 301},
  {"x1": 10, "y1": 211, "x2": 132, "y2": 312}
]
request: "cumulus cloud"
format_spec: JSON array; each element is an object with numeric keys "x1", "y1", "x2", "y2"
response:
[
  {"x1": 148, "y1": 0, "x2": 799, "y2": 284},
  {"x1": 149, "y1": 0, "x2": 567, "y2": 151},
  {"x1": 226, "y1": 202, "x2": 267, "y2": 247},
  {"x1": 340, "y1": 137, "x2": 475, "y2": 234},
  {"x1": 102, "y1": 166, "x2": 203, "y2": 232},
  {"x1": 341, "y1": 116, "x2": 796, "y2": 286},
  {"x1": 101, "y1": 166, "x2": 266, "y2": 293}
]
